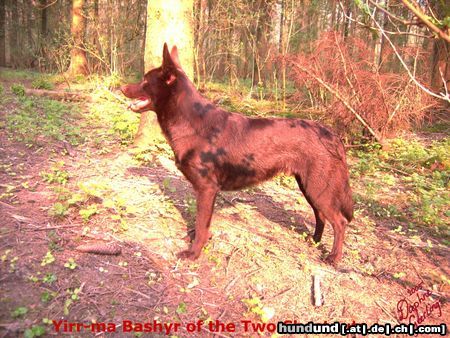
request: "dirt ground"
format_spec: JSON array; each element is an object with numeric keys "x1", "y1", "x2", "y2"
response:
[{"x1": 0, "y1": 74, "x2": 448, "y2": 337}]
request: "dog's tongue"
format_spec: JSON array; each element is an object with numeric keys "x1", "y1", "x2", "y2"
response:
[{"x1": 130, "y1": 98, "x2": 151, "y2": 112}]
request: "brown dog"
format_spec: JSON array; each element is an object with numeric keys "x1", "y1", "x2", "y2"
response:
[{"x1": 121, "y1": 44, "x2": 354, "y2": 264}]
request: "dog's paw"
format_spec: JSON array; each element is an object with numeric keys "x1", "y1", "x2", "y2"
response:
[
  {"x1": 177, "y1": 249, "x2": 200, "y2": 260},
  {"x1": 305, "y1": 234, "x2": 320, "y2": 246}
]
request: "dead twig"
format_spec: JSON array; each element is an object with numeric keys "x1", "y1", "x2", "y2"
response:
[
  {"x1": 0, "y1": 201, "x2": 16, "y2": 209},
  {"x1": 375, "y1": 300, "x2": 400, "y2": 324},
  {"x1": 24, "y1": 88, "x2": 93, "y2": 102},
  {"x1": 266, "y1": 286, "x2": 293, "y2": 301},
  {"x1": 27, "y1": 224, "x2": 80, "y2": 231},
  {"x1": 9, "y1": 213, "x2": 33, "y2": 223},
  {"x1": 125, "y1": 287, "x2": 152, "y2": 300}
]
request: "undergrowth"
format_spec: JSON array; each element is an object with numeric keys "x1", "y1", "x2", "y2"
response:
[
  {"x1": 6, "y1": 85, "x2": 84, "y2": 146},
  {"x1": 351, "y1": 138, "x2": 449, "y2": 241},
  {"x1": 88, "y1": 87, "x2": 140, "y2": 145},
  {"x1": 0, "y1": 69, "x2": 42, "y2": 80}
]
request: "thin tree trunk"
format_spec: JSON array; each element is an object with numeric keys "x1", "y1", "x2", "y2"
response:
[
  {"x1": 0, "y1": 0, "x2": 5, "y2": 66},
  {"x1": 377, "y1": 0, "x2": 388, "y2": 68},
  {"x1": 279, "y1": 0, "x2": 287, "y2": 109},
  {"x1": 343, "y1": 0, "x2": 351, "y2": 39},
  {"x1": 24, "y1": 0, "x2": 33, "y2": 52},
  {"x1": 40, "y1": 0, "x2": 47, "y2": 38},
  {"x1": 9, "y1": 0, "x2": 17, "y2": 67}
]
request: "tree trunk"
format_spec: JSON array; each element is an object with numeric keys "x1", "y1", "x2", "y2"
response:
[
  {"x1": 144, "y1": 0, "x2": 194, "y2": 77},
  {"x1": 66, "y1": 0, "x2": 89, "y2": 76},
  {"x1": 25, "y1": 0, "x2": 33, "y2": 51},
  {"x1": 279, "y1": 0, "x2": 287, "y2": 110},
  {"x1": 9, "y1": 0, "x2": 18, "y2": 67},
  {"x1": 194, "y1": 0, "x2": 206, "y2": 86},
  {"x1": 430, "y1": 39, "x2": 450, "y2": 92},
  {"x1": 40, "y1": 0, "x2": 47, "y2": 38},
  {"x1": 342, "y1": 0, "x2": 351, "y2": 39},
  {"x1": 135, "y1": 0, "x2": 195, "y2": 148},
  {"x1": 374, "y1": 0, "x2": 388, "y2": 69},
  {"x1": 0, "y1": 0, "x2": 5, "y2": 66}
]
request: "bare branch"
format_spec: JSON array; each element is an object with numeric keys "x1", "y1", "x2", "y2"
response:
[
  {"x1": 369, "y1": 10, "x2": 450, "y2": 103},
  {"x1": 338, "y1": 2, "x2": 432, "y2": 38},
  {"x1": 290, "y1": 60, "x2": 381, "y2": 142},
  {"x1": 367, "y1": 0, "x2": 416, "y2": 26},
  {"x1": 339, "y1": 1, "x2": 450, "y2": 103},
  {"x1": 400, "y1": 0, "x2": 450, "y2": 43},
  {"x1": 31, "y1": 0, "x2": 58, "y2": 10}
]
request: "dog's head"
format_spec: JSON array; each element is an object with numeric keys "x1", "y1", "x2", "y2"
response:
[{"x1": 121, "y1": 43, "x2": 182, "y2": 113}]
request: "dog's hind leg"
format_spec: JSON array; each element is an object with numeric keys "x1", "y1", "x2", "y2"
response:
[
  {"x1": 324, "y1": 213, "x2": 347, "y2": 264},
  {"x1": 295, "y1": 174, "x2": 349, "y2": 265},
  {"x1": 295, "y1": 175, "x2": 326, "y2": 243},
  {"x1": 177, "y1": 187, "x2": 218, "y2": 260}
]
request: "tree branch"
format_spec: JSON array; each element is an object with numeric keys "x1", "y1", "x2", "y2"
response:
[
  {"x1": 290, "y1": 61, "x2": 381, "y2": 142},
  {"x1": 339, "y1": 1, "x2": 450, "y2": 103},
  {"x1": 367, "y1": 0, "x2": 416, "y2": 26},
  {"x1": 400, "y1": 0, "x2": 450, "y2": 43},
  {"x1": 369, "y1": 10, "x2": 450, "y2": 103}
]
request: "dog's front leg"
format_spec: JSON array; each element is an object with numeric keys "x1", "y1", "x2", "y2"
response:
[{"x1": 177, "y1": 188, "x2": 218, "y2": 260}]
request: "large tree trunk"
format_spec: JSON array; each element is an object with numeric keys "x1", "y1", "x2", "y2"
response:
[
  {"x1": 144, "y1": 0, "x2": 194, "y2": 76},
  {"x1": 66, "y1": 0, "x2": 88, "y2": 76},
  {"x1": 0, "y1": 0, "x2": 5, "y2": 66},
  {"x1": 135, "y1": 0, "x2": 194, "y2": 148}
]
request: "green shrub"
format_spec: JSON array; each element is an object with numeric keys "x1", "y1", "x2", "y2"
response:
[
  {"x1": 352, "y1": 138, "x2": 449, "y2": 231},
  {"x1": 11, "y1": 84, "x2": 26, "y2": 97},
  {"x1": 6, "y1": 97, "x2": 84, "y2": 145},
  {"x1": 32, "y1": 77, "x2": 54, "y2": 90},
  {"x1": 48, "y1": 202, "x2": 69, "y2": 219}
]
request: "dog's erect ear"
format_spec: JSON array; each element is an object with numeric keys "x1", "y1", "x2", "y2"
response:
[
  {"x1": 162, "y1": 43, "x2": 177, "y2": 86},
  {"x1": 162, "y1": 43, "x2": 172, "y2": 67},
  {"x1": 170, "y1": 46, "x2": 182, "y2": 69}
]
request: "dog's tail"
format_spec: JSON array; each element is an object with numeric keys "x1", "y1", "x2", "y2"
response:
[{"x1": 341, "y1": 181, "x2": 354, "y2": 223}]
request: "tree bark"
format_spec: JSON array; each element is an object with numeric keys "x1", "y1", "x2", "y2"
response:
[
  {"x1": 0, "y1": 0, "x2": 5, "y2": 66},
  {"x1": 144, "y1": 0, "x2": 194, "y2": 77},
  {"x1": 66, "y1": 0, "x2": 89, "y2": 76},
  {"x1": 135, "y1": 0, "x2": 195, "y2": 148},
  {"x1": 9, "y1": 0, "x2": 18, "y2": 66},
  {"x1": 430, "y1": 39, "x2": 450, "y2": 91},
  {"x1": 40, "y1": 0, "x2": 47, "y2": 38}
]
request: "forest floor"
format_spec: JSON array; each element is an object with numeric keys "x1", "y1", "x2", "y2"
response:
[{"x1": 0, "y1": 69, "x2": 448, "y2": 338}]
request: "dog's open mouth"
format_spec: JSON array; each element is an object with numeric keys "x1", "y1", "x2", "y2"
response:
[{"x1": 128, "y1": 97, "x2": 153, "y2": 113}]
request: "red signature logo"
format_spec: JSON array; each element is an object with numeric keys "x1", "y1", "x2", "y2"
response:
[{"x1": 396, "y1": 281, "x2": 442, "y2": 326}]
